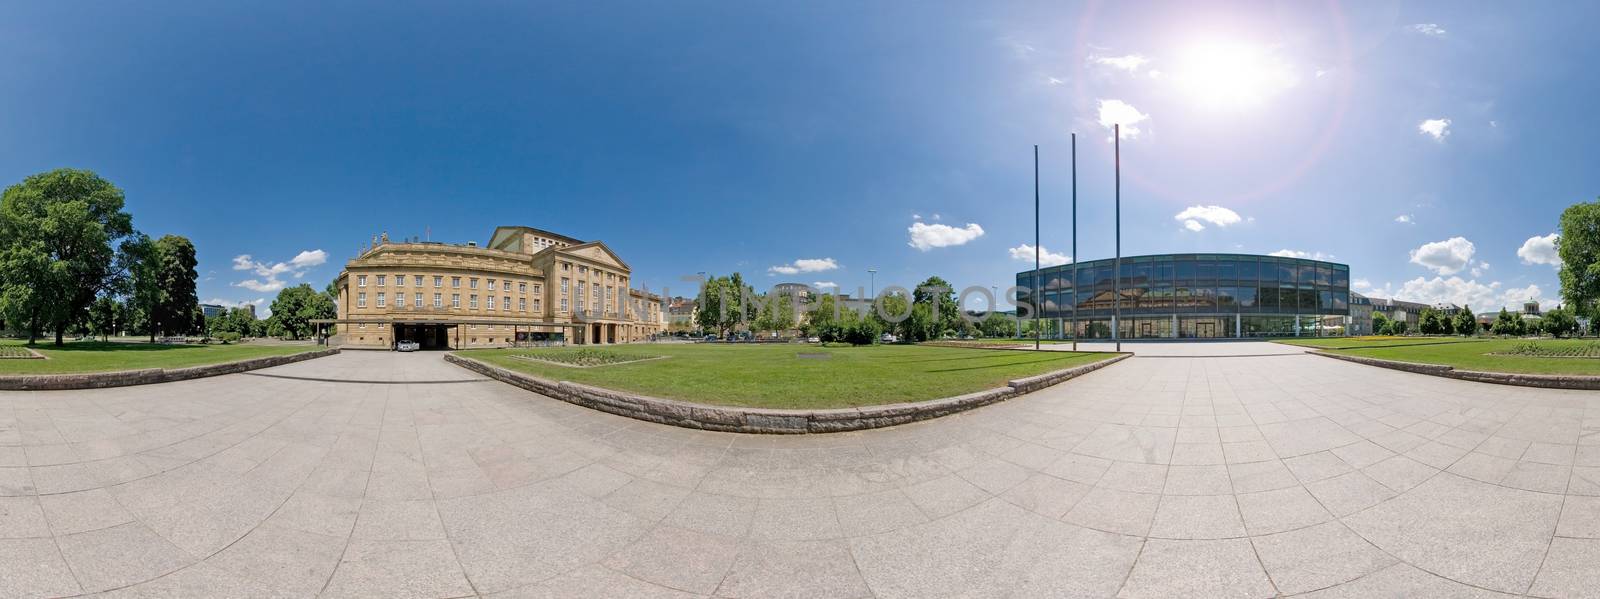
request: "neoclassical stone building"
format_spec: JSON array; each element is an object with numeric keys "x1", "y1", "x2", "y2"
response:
[{"x1": 326, "y1": 226, "x2": 665, "y2": 349}]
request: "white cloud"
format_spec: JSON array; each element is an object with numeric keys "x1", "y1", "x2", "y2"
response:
[
  {"x1": 1173, "y1": 205, "x2": 1242, "y2": 231},
  {"x1": 1269, "y1": 249, "x2": 1334, "y2": 261},
  {"x1": 1008, "y1": 244, "x2": 1071, "y2": 267},
  {"x1": 1089, "y1": 53, "x2": 1149, "y2": 73},
  {"x1": 1408, "y1": 237, "x2": 1474, "y2": 275},
  {"x1": 1395, "y1": 276, "x2": 1540, "y2": 311},
  {"x1": 1419, "y1": 118, "x2": 1451, "y2": 141},
  {"x1": 1097, "y1": 99, "x2": 1150, "y2": 139},
  {"x1": 231, "y1": 249, "x2": 328, "y2": 294},
  {"x1": 768, "y1": 257, "x2": 840, "y2": 276},
  {"x1": 1394, "y1": 214, "x2": 1414, "y2": 224},
  {"x1": 1410, "y1": 23, "x2": 1447, "y2": 37},
  {"x1": 908, "y1": 222, "x2": 985, "y2": 251},
  {"x1": 811, "y1": 281, "x2": 837, "y2": 290},
  {"x1": 290, "y1": 250, "x2": 327, "y2": 269},
  {"x1": 203, "y1": 297, "x2": 265, "y2": 310},
  {"x1": 1517, "y1": 233, "x2": 1560, "y2": 267}
]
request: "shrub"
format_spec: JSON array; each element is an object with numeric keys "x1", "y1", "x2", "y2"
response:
[
  {"x1": 843, "y1": 318, "x2": 880, "y2": 346},
  {"x1": 215, "y1": 331, "x2": 242, "y2": 344}
]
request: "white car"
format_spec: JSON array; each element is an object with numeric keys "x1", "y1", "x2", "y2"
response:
[
  {"x1": 806, "y1": 336, "x2": 820, "y2": 343},
  {"x1": 396, "y1": 340, "x2": 420, "y2": 352}
]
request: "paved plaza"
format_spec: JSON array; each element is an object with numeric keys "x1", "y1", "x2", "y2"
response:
[{"x1": 1, "y1": 345, "x2": 1598, "y2": 597}]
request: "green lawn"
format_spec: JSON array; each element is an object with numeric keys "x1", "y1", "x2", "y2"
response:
[
  {"x1": 461, "y1": 343, "x2": 1118, "y2": 409},
  {"x1": 1273, "y1": 336, "x2": 1483, "y2": 350},
  {"x1": 1306, "y1": 338, "x2": 1600, "y2": 376},
  {"x1": 0, "y1": 338, "x2": 321, "y2": 374}
]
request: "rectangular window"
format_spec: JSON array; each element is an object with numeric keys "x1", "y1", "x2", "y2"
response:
[
  {"x1": 561, "y1": 279, "x2": 569, "y2": 295},
  {"x1": 470, "y1": 278, "x2": 479, "y2": 289},
  {"x1": 358, "y1": 292, "x2": 367, "y2": 308},
  {"x1": 414, "y1": 275, "x2": 423, "y2": 287},
  {"x1": 394, "y1": 274, "x2": 404, "y2": 287},
  {"x1": 560, "y1": 298, "x2": 568, "y2": 312},
  {"x1": 486, "y1": 296, "x2": 495, "y2": 311},
  {"x1": 414, "y1": 293, "x2": 422, "y2": 307},
  {"x1": 394, "y1": 293, "x2": 405, "y2": 307},
  {"x1": 503, "y1": 296, "x2": 510, "y2": 311},
  {"x1": 451, "y1": 294, "x2": 460, "y2": 308},
  {"x1": 487, "y1": 279, "x2": 495, "y2": 290},
  {"x1": 534, "y1": 284, "x2": 542, "y2": 295},
  {"x1": 433, "y1": 293, "x2": 442, "y2": 308},
  {"x1": 470, "y1": 294, "x2": 478, "y2": 309},
  {"x1": 434, "y1": 276, "x2": 443, "y2": 288},
  {"x1": 519, "y1": 298, "x2": 527, "y2": 312},
  {"x1": 518, "y1": 282, "x2": 527, "y2": 293},
  {"x1": 452, "y1": 277, "x2": 461, "y2": 288},
  {"x1": 534, "y1": 299, "x2": 542, "y2": 312},
  {"x1": 376, "y1": 292, "x2": 386, "y2": 307},
  {"x1": 358, "y1": 275, "x2": 368, "y2": 287},
  {"x1": 377, "y1": 275, "x2": 386, "y2": 287}
]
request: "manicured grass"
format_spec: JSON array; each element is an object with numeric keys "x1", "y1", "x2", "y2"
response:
[
  {"x1": 515, "y1": 348, "x2": 662, "y2": 367},
  {"x1": 1273, "y1": 336, "x2": 1482, "y2": 350},
  {"x1": 462, "y1": 343, "x2": 1118, "y2": 409},
  {"x1": 0, "y1": 338, "x2": 320, "y2": 374},
  {"x1": 1317, "y1": 338, "x2": 1600, "y2": 376}
]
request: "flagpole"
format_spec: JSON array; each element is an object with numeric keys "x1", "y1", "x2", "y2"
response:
[
  {"x1": 1034, "y1": 144, "x2": 1041, "y2": 352},
  {"x1": 1071, "y1": 132, "x2": 1078, "y2": 352},
  {"x1": 1114, "y1": 124, "x2": 1122, "y2": 353}
]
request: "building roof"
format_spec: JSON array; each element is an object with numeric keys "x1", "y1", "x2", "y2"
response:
[{"x1": 487, "y1": 226, "x2": 586, "y2": 251}]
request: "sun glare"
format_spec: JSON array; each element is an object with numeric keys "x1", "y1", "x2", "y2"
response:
[{"x1": 1172, "y1": 41, "x2": 1297, "y2": 110}]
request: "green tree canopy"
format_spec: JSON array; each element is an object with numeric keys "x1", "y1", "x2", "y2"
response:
[
  {"x1": 267, "y1": 284, "x2": 336, "y2": 340},
  {"x1": 1557, "y1": 199, "x2": 1600, "y2": 319},
  {"x1": 0, "y1": 169, "x2": 135, "y2": 345},
  {"x1": 1452, "y1": 305, "x2": 1476, "y2": 337},
  {"x1": 1540, "y1": 306, "x2": 1578, "y2": 338}
]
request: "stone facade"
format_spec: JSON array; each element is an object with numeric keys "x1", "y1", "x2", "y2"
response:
[{"x1": 331, "y1": 226, "x2": 665, "y2": 349}]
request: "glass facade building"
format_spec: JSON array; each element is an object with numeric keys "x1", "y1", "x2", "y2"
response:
[{"x1": 1016, "y1": 253, "x2": 1351, "y2": 339}]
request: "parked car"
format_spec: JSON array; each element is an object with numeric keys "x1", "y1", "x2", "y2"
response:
[
  {"x1": 806, "y1": 336, "x2": 820, "y2": 343},
  {"x1": 880, "y1": 333, "x2": 898, "y2": 343},
  {"x1": 396, "y1": 340, "x2": 420, "y2": 352}
]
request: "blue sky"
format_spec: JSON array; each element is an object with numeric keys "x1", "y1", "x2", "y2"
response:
[{"x1": 3, "y1": 1, "x2": 1594, "y2": 314}]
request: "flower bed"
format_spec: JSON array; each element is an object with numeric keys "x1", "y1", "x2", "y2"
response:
[{"x1": 512, "y1": 348, "x2": 664, "y2": 368}]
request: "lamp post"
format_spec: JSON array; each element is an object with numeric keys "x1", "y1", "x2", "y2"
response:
[
  {"x1": 1033, "y1": 144, "x2": 1040, "y2": 352},
  {"x1": 867, "y1": 269, "x2": 877, "y2": 300},
  {"x1": 1071, "y1": 132, "x2": 1078, "y2": 352}
]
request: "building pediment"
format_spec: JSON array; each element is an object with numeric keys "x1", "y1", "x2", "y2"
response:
[{"x1": 558, "y1": 241, "x2": 630, "y2": 272}]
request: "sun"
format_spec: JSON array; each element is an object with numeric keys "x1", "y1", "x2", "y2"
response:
[{"x1": 1172, "y1": 40, "x2": 1298, "y2": 110}]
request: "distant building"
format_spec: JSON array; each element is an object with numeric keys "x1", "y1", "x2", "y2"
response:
[
  {"x1": 199, "y1": 303, "x2": 227, "y2": 319},
  {"x1": 771, "y1": 282, "x2": 814, "y2": 300},
  {"x1": 1368, "y1": 297, "x2": 1430, "y2": 329},
  {"x1": 1349, "y1": 293, "x2": 1374, "y2": 335},
  {"x1": 666, "y1": 297, "x2": 697, "y2": 332},
  {"x1": 243, "y1": 304, "x2": 257, "y2": 319}
]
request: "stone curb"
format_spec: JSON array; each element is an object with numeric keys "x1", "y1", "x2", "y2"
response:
[
  {"x1": 445, "y1": 351, "x2": 1131, "y2": 434},
  {"x1": 1310, "y1": 350, "x2": 1600, "y2": 390},
  {"x1": 0, "y1": 348, "x2": 340, "y2": 391}
]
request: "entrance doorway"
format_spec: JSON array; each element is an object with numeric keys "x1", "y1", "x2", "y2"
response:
[{"x1": 392, "y1": 324, "x2": 455, "y2": 349}]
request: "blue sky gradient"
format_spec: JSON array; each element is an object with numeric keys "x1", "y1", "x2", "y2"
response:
[{"x1": 3, "y1": 1, "x2": 1594, "y2": 314}]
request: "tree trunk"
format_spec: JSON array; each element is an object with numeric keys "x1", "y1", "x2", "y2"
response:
[{"x1": 55, "y1": 327, "x2": 64, "y2": 346}]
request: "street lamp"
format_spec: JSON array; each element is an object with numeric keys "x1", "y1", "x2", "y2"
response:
[{"x1": 867, "y1": 269, "x2": 877, "y2": 299}]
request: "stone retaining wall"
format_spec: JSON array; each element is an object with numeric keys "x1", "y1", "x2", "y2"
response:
[
  {"x1": 0, "y1": 348, "x2": 340, "y2": 391},
  {"x1": 1311, "y1": 351, "x2": 1600, "y2": 390},
  {"x1": 446, "y1": 352, "x2": 1131, "y2": 433}
]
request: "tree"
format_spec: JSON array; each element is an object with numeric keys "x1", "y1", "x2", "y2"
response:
[
  {"x1": 1492, "y1": 308, "x2": 1524, "y2": 336},
  {"x1": 1371, "y1": 311, "x2": 1390, "y2": 336},
  {"x1": 88, "y1": 296, "x2": 125, "y2": 341},
  {"x1": 1540, "y1": 306, "x2": 1578, "y2": 338},
  {"x1": 267, "y1": 284, "x2": 336, "y2": 340},
  {"x1": 1557, "y1": 199, "x2": 1600, "y2": 321},
  {"x1": 1418, "y1": 308, "x2": 1447, "y2": 335},
  {"x1": 1453, "y1": 305, "x2": 1476, "y2": 337},
  {"x1": 121, "y1": 234, "x2": 161, "y2": 341},
  {"x1": 1390, "y1": 320, "x2": 1408, "y2": 335},
  {"x1": 912, "y1": 276, "x2": 960, "y2": 338},
  {"x1": 0, "y1": 169, "x2": 135, "y2": 345},
  {"x1": 979, "y1": 311, "x2": 1016, "y2": 338},
  {"x1": 870, "y1": 292, "x2": 912, "y2": 341},
  {"x1": 152, "y1": 235, "x2": 199, "y2": 337},
  {"x1": 694, "y1": 274, "x2": 757, "y2": 337}
]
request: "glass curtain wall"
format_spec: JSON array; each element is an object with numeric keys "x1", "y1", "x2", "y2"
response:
[{"x1": 1018, "y1": 254, "x2": 1350, "y2": 339}]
